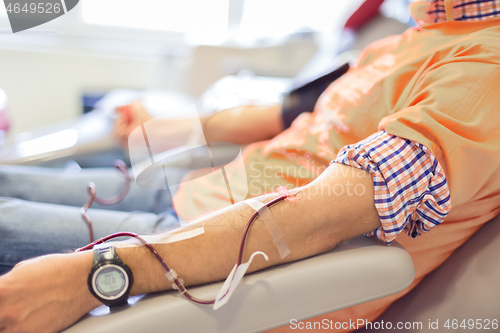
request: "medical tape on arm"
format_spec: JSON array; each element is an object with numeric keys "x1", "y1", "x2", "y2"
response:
[
  {"x1": 110, "y1": 227, "x2": 204, "y2": 248},
  {"x1": 214, "y1": 251, "x2": 268, "y2": 310},
  {"x1": 243, "y1": 198, "x2": 291, "y2": 259},
  {"x1": 213, "y1": 195, "x2": 294, "y2": 309}
]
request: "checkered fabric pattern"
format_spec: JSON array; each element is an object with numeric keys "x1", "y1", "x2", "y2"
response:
[
  {"x1": 426, "y1": 0, "x2": 500, "y2": 23},
  {"x1": 333, "y1": 131, "x2": 451, "y2": 245}
]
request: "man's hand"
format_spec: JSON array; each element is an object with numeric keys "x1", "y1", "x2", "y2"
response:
[
  {"x1": 113, "y1": 101, "x2": 153, "y2": 148},
  {"x1": 0, "y1": 252, "x2": 100, "y2": 333},
  {"x1": 113, "y1": 101, "x2": 284, "y2": 150},
  {"x1": 0, "y1": 163, "x2": 380, "y2": 333}
]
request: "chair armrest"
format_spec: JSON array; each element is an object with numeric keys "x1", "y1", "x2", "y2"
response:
[{"x1": 64, "y1": 235, "x2": 414, "y2": 333}]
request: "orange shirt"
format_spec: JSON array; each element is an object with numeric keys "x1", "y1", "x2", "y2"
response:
[
  {"x1": 175, "y1": 17, "x2": 500, "y2": 282},
  {"x1": 267, "y1": 17, "x2": 500, "y2": 280}
]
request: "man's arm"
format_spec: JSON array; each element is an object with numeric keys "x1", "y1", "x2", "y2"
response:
[
  {"x1": 0, "y1": 163, "x2": 379, "y2": 333},
  {"x1": 114, "y1": 102, "x2": 284, "y2": 148},
  {"x1": 122, "y1": 163, "x2": 379, "y2": 294},
  {"x1": 202, "y1": 104, "x2": 284, "y2": 145}
]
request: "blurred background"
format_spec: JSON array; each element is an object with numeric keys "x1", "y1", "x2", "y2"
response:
[{"x1": 0, "y1": 0, "x2": 413, "y2": 166}]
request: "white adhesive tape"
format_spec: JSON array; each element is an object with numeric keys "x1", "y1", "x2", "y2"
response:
[
  {"x1": 111, "y1": 227, "x2": 205, "y2": 248},
  {"x1": 214, "y1": 251, "x2": 268, "y2": 310},
  {"x1": 244, "y1": 198, "x2": 291, "y2": 259}
]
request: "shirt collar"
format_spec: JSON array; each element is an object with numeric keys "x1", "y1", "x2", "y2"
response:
[{"x1": 410, "y1": 0, "x2": 500, "y2": 26}]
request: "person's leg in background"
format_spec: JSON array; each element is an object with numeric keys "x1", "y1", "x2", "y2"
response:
[
  {"x1": 0, "y1": 165, "x2": 181, "y2": 214},
  {"x1": 0, "y1": 197, "x2": 179, "y2": 275}
]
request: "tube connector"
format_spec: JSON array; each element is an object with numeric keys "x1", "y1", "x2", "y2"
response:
[{"x1": 165, "y1": 269, "x2": 179, "y2": 282}]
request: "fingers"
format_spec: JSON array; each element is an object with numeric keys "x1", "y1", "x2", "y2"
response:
[
  {"x1": 113, "y1": 118, "x2": 125, "y2": 138},
  {"x1": 116, "y1": 104, "x2": 133, "y2": 125},
  {"x1": 113, "y1": 113, "x2": 134, "y2": 145},
  {"x1": 114, "y1": 100, "x2": 152, "y2": 149},
  {"x1": 130, "y1": 100, "x2": 150, "y2": 117},
  {"x1": 0, "y1": 279, "x2": 19, "y2": 333},
  {"x1": 113, "y1": 121, "x2": 129, "y2": 149},
  {"x1": 0, "y1": 253, "x2": 98, "y2": 333}
]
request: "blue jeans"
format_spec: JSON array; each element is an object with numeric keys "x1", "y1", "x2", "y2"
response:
[{"x1": 0, "y1": 166, "x2": 181, "y2": 275}]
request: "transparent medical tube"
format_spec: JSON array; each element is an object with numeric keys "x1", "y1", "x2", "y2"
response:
[
  {"x1": 80, "y1": 160, "x2": 132, "y2": 242},
  {"x1": 78, "y1": 190, "x2": 297, "y2": 306}
]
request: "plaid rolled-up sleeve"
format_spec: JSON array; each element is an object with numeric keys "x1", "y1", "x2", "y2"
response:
[{"x1": 332, "y1": 131, "x2": 451, "y2": 245}]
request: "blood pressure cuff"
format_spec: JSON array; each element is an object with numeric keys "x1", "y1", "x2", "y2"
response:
[{"x1": 281, "y1": 62, "x2": 349, "y2": 129}]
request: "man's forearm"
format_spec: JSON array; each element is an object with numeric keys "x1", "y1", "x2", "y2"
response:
[
  {"x1": 0, "y1": 164, "x2": 380, "y2": 332},
  {"x1": 201, "y1": 104, "x2": 284, "y2": 145},
  {"x1": 135, "y1": 104, "x2": 284, "y2": 153},
  {"x1": 116, "y1": 163, "x2": 380, "y2": 296}
]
